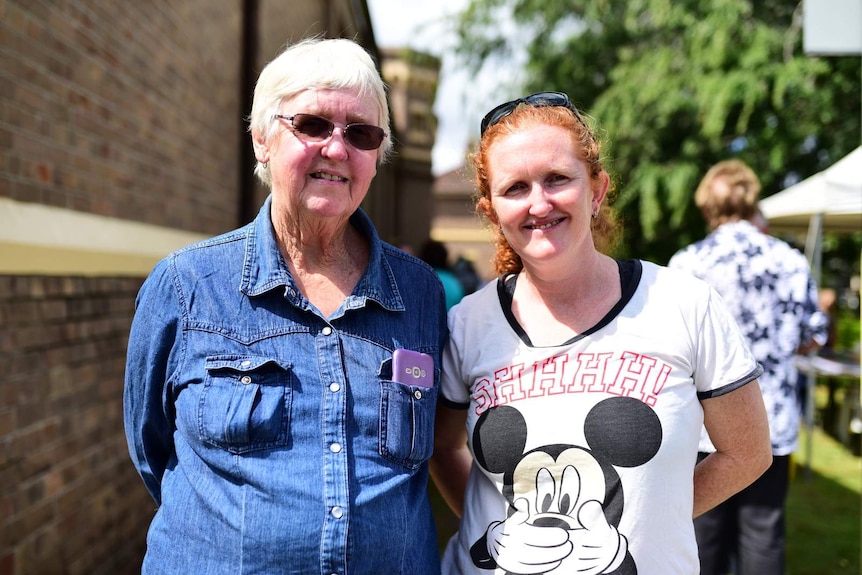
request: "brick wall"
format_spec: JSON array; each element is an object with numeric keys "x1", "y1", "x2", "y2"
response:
[
  {"x1": 1, "y1": 0, "x2": 244, "y2": 235},
  {"x1": 0, "y1": 275, "x2": 151, "y2": 575},
  {"x1": 0, "y1": 2, "x2": 245, "y2": 571}
]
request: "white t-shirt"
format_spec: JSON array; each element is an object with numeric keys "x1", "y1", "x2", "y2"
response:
[{"x1": 439, "y1": 260, "x2": 760, "y2": 575}]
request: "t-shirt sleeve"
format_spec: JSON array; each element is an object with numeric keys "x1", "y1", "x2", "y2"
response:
[
  {"x1": 694, "y1": 286, "x2": 763, "y2": 399},
  {"x1": 439, "y1": 305, "x2": 471, "y2": 408}
]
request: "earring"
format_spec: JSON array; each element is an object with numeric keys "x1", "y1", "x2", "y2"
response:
[{"x1": 592, "y1": 206, "x2": 599, "y2": 219}]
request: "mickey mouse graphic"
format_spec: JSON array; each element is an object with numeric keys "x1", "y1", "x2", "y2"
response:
[{"x1": 468, "y1": 396, "x2": 662, "y2": 575}]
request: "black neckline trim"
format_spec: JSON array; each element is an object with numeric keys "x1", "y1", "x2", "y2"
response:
[{"x1": 497, "y1": 259, "x2": 642, "y2": 347}]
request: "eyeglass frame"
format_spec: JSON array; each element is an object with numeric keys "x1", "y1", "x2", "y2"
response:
[
  {"x1": 479, "y1": 91, "x2": 591, "y2": 137},
  {"x1": 274, "y1": 113, "x2": 388, "y2": 151}
]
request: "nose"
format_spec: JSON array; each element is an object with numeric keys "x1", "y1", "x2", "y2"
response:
[
  {"x1": 527, "y1": 184, "x2": 553, "y2": 216},
  {"x1": 320, "y1": 128, "x2": 350, "y2": 161}
]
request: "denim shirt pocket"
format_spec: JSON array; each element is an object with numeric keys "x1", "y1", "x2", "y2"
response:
[
  {"x1": 379, "y1": 374, "x2": 438, "y2": 470},
  {"x1": 200, "y1": 355, "x2": 293, "y2": 454}
]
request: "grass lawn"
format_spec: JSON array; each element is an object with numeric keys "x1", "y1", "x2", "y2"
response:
[{"x1": 786, "y1": 424, "x2": 861, "y2": 575}]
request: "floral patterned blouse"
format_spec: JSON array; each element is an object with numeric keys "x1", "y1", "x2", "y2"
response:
[{"x1": 668, "y1": 220, "x2": 827, "y2": 455}]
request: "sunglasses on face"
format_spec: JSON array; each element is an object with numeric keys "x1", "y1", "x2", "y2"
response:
[
  {"x1": 275, "y1": 113, "x2": 387, "y2": 151},
  {"x1": 479, "y1": 91, "x2": 590, "y2": 136}
]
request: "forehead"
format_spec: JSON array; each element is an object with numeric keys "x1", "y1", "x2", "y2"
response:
[
  {"x1": 490, "y1": 122, "x2": 576, "y2": 153},
  {"x1": 487, "y1": 125, "x2": 582, "y2": 174},
  {"x1": 284, "y1": 88, "x2": 379, "y2": 122}
]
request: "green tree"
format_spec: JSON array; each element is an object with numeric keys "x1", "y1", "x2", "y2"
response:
[{"x1": 452, "y1": 0, "x2": 861, "y2": 262}]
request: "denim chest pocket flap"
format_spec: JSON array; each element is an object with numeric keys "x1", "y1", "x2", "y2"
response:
[{"x1": 200, "y1": 355, "x2": 293, "y2": 454}]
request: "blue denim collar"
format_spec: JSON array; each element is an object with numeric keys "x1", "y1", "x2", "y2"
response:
[{"x1": 240, "y1": 195, "x2": 405, "y2": 313}]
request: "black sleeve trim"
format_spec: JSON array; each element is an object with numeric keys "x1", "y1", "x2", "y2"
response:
[
  {"x1": 696, "y1": 363, "x2": 765, "y2": 400},
  {"x1": 438, "y1": 395, "x2": 470, "y2": 410}
]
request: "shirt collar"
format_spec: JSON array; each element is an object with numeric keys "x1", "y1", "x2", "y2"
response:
[
  {"x1": 239, "y1": 195, "x2": 404, "y2": 312},
  {"x1": 715, "y1": 219, "x2": 757, "y2": 234}
]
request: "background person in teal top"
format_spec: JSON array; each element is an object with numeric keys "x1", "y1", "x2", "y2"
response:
[{"x1": 421, "y1": 239, "x2": 466, "y2": 310}]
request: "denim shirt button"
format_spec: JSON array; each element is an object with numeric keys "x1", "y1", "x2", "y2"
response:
[
  {"x1": 329, "y1": 443, "x2": 342, "y2": 453},
  {"x1": 413, "y1": 390, "x2": 423, "y2": 399},
  {"x1": 329, "y1": 382, "x2": 340, "y2": 392},
  {"x1": 322, "y1": 326, "x2": 333, "y2": 336},
  {"x1": 331, "y1": 506, "x2": 344, "y2": 519},
  {"x1": 240, "y1": 376, "x2": 252, "y2": 385}
]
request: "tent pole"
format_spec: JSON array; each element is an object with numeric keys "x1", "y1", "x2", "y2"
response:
[{"x1": 803, "y1": 213, "x2": 824, "y2": 482}]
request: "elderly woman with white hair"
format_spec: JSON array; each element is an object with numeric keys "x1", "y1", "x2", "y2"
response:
[{"x1": 124, "y1": 38, "x2": 447, "y2": 575}]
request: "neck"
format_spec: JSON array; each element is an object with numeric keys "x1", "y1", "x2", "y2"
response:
[
  {"x1": 521, "y1": 250, "x2": 614, "y2": 301},
  {"x1": 275, "y1": 218, "x2": 370, "y2": 317},
  {"x1": 512, "y1": 253, "x2": 620, "y2": 344}
]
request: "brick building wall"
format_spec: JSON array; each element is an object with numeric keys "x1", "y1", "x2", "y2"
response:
[
  {"x1": 0, "y1": 275, "x2": 148, "y2": 575},
  {"x1": 1, "y1": 1, "x2": 244, "y2": 235},
  {"x1": 0, "y1": 1, "x2": 435, "y2": 573},
  {"x1": 1, "y1": 2, "x2": 247, "y2": 572}
]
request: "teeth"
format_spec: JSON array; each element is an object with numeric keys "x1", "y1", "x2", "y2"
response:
[
  {"x1": 529, "y1": 218, "x2": 561, "y2": 230},
  {"x1": 312, "y1": 172, "x2": 346, "y2": 182}
]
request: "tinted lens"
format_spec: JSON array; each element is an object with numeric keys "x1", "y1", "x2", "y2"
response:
[
  {"x1": 343, "y1": 123, "x2": 386, "y2": 150},
  {"x1": 480, "y1": 102, "x2": 518, "y2": 135},
  {"x1": 525, "y1": 92, "x2": 569, "y2": 107},
  {"x1": 291, "y1": 114, "x2": 334, "y2": 139}
]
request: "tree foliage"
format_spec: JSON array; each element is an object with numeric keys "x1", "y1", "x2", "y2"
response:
[{"x1": 452, "y1": 0, "x2": 861, "y2": 262}]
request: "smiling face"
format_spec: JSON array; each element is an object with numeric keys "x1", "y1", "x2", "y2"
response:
[
  {"x1": 486, "y1": 123, "x2": 608, "y2": 270},
  {"x1": 252, "y1": 88, "x2": 381, "y2": 231}
]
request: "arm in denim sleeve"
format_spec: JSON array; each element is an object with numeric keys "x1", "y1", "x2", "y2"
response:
[{"x1": 123, "y1": 258, "x2": 182, "y2": 505}]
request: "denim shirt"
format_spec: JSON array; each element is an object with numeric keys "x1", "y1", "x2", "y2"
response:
[{"x1": 124, "y1": 196, "x2": 447, "y2": 575}]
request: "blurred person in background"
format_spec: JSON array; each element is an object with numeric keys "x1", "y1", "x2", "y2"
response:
[
  {"x1": 452, "y1": 253, "x2": 484, "y2": 295},
  {"x1": 124, "y1": 38, "x2": 446, "y2": 575},
  {"x1": 421, "y1": 239, "x2": 466, "y2": 310},
  {"x1": 669, "y1": 159, "x2": 827, "y2": 575}
]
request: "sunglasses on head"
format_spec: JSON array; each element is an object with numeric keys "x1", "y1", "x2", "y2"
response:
[
  {"x1": 479, "y1": 91, "x2": 590, "y2": 136},
  {"x1": 275, "y1": 113, "x2": 387, "y2": 151}
]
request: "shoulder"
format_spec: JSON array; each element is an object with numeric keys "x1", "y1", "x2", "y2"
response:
[
  {"x1": 641, "y1": 260, "x2": 711, "y2": 292},
  {"x1": 169, "y1": 226, "x2": 248, "y2": 266},
  {"x1": 634, "y1": 261, "x2": 717, "y2": 321},
  {"x1": 380, "y1": 242, "x2": 445, "y2": 295},
  {"x1": 382, "y1": 242, "x2": 437, "y2": 275},
  {"x1": 763, "y1": 235, "x2": 808, "y2": 265},
  {"x1": 448, "y1": 279, "x2": 500, "y2": 321},
  {"x1": 140, "y1": 226, "x2": 249, "y2": 299},
  {"x1": 667, "y1": 238, "x2": 710, "y2": 271}
]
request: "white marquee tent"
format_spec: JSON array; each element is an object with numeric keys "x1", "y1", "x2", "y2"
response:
[
  {"x1": 760, "y1": 145, "x2": 861, "y2": 285},
  {"x1": 760, "y1": 145, "x2": 862, "y2": 237}
]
